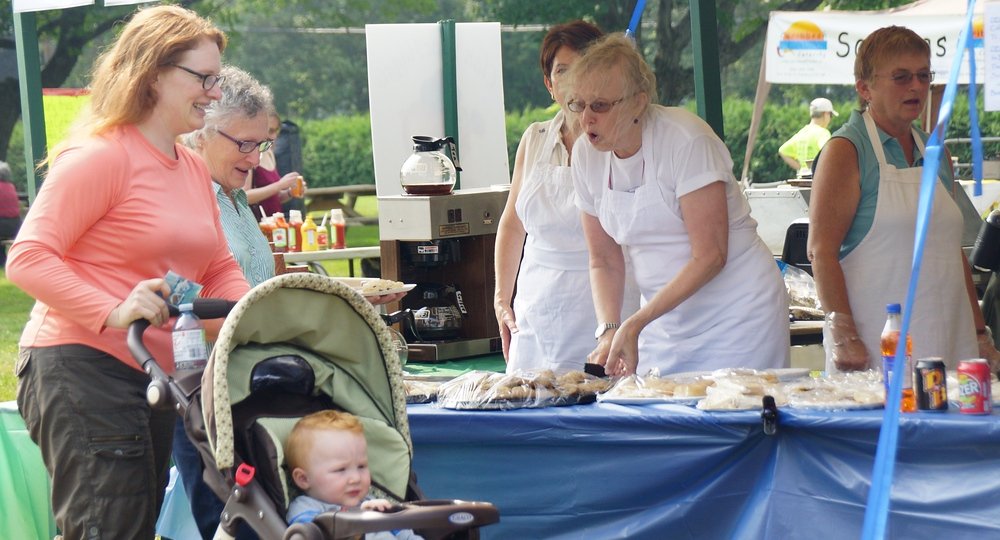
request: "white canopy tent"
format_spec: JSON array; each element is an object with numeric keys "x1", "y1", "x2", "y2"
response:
[{"x1": 741, "y1": 0, "x2": 986, "y2": 183}]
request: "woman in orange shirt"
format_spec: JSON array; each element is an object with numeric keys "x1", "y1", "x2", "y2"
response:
[{"x1": 6, "y1": 6, "x2": 249, "y2": 537}]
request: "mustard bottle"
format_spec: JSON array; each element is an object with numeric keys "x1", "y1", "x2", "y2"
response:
[{"x1": 301, "y1": 214, "x2": 319, "y2": 252}]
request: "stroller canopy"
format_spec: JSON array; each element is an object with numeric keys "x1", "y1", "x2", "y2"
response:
[{"x1": 203, "y1": 273, "x2": 413, "y2": 498}]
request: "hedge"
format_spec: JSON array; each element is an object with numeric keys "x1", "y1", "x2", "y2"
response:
[{"x1": 5, "y1": 94, "x2": 999, "y2": 192}]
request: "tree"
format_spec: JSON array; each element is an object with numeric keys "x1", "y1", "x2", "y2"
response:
[
  {"x1": 478, "y1": 0, "x2": 915, "y2": 106},
  {"x1": 0, "y1": 0, "x2": 229, "y2": 172},
  {"x1": 0, "y1": 0, "x2": 445, "y2": 176}
]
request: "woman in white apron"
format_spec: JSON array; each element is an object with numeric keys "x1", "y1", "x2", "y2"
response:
[
  {"x1": 809, "y1": 26, "x2": 998, "y2": 372},
  {"x1": 495, "y1": 21, "x2": 615, "y2": 373},
  {"x1": 567, "y1": 34, "x2": 790, "y2": 376}
]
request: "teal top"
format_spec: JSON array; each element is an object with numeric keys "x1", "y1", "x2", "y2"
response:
[
  {"x1": 829, "y1": 110, "x2": 953, "y2": 258},
  {"x1": 214, "y1": 182, "x2": 275, "y2": 287}
]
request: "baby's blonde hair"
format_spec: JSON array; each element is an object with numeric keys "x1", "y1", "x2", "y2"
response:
[{"x1": 285, "y1": 410, "x2": 364, "y2": 471}]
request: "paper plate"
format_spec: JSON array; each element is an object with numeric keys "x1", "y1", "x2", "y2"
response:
[
  {"x1": 596, "y1": 394, "x2": 702, "y2": 406},
  {"x1": 330, "y1": 277, "x2": 416, "y2": 297},
  {"x1": 767, "y1": 368, "x2": 811, "y2": 381}
]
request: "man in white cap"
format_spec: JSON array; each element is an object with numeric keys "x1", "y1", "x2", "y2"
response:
[{"x1": 778, "y1": 97, "x2": 838, "y2": 177}]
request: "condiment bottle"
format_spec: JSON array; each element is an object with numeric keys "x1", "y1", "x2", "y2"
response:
[
  {"x1": 316, "y1": 212, "x2": 330, "y2": 250},
  {"x1": 271, "y1": 212, "x2": 289, "y2": 253},
  {"x1": 290, "y1": 175, "x2": 305, "y2": 198},
  {"x1": 288, "y1": 210, "x2": 303, "y2": 253},
  {"x1": 301, "y1": 214, "x2": 319, "y2": 252},
  {"x1": 330, "y1": 208, "x2": 346, "y2": 249},
  {"x1": 258, "y1": 215, "x2": 276, "y2": 249},
  {"x1": 880, "y1": 303, "x2": 915, "y2": 412}
]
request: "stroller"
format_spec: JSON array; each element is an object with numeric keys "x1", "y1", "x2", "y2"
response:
[{"x1": 129, "y1": 273, "x2": 499, "y2": 539}]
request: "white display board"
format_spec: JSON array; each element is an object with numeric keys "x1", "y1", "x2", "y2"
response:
[
  {"x1": 366, "y1": 23, "x2": 510, "y2": 197},
  {"x1": 766, "y1": 10, "x2": 984, "y2": 85}
]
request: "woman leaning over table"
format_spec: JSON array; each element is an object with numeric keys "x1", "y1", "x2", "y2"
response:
[
  {"x1": 494, "y1": 20, "x2": 619, "y2": 373},
  {"x1": 808, "y1": 25, "x2": 1000, "y2": 373},
  {"x1": 5, "y1": 6, "x2": 250, "y2": 538},
  {"x1": 568, "y1": 33, "x2": 789, "y2": 377}
]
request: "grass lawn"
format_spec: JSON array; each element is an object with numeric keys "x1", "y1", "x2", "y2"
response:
[
  {"x1": 0, "y1": 196, "x2": 383, "y2": 402},
  {"x1": 0, "y1": 268, "x2": 32, "y2": 402}
]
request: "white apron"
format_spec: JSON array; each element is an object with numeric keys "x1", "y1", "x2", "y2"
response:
[
  {"x1": 596, "y1": 138, "x2": 790, "y2": 375},
  {"x1": 825, "y1": 111, "x2": 976, "y2": 371},
  {"x1": 507, "y1": 118, "x2": 598, "y2": 373}
]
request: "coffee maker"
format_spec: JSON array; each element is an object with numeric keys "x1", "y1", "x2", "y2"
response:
[{"x1": 379, "y1": 187, "x2": 509, "y2": 361}]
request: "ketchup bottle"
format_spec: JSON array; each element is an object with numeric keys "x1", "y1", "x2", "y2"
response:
[
  {"x1": 288, "y1": 210, "x2": 303, "y2": 253},
  {"x1": 330, "y1": 209, "x2": 346, "y2": 249},
  {"x1": 272, "y1": 212, "x2": 289, "y2": 253}
]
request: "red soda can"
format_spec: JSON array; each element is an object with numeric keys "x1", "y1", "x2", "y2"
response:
[
  {"x1": 914, "y1": 358, "x2": 948, "y2": 411},
  {"x1": 957, "y1": 359, "x2": 993, "y2": 415}
]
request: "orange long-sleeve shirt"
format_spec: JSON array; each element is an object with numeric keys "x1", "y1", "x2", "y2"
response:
[{"x1": 7, "y1": 125, "x2": 250, "y2": 371}]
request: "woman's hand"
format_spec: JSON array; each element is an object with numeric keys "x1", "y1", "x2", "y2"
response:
[
  {"x1": 976, "y1": 329, "x2": 1000, "y2": 373},
  {"x1": 494, "y1": 301, "x2": 518, "y2": 361},
  {"x1": 105, "y1": 279, "x2": 171, "y2": 329},
  {"x1": 825, "y1": 312, "x2": 870, "y2": 371},
  {"x1": 602, "y1": 319, "x2": 641, "y2": 376},
  {"x1": 368, "y1": 291, "x2": 406, "y2": 306},
  {"x1": 276, "y1": 172, "x2": 304, "y2": 200}
]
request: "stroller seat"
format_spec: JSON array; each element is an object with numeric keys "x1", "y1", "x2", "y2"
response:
[{"x1": 195, "y1": 273, "x2": 498, "y2": 539}]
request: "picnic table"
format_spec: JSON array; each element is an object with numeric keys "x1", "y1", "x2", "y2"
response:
[{"x1": 306, "y1": 184, "x2": 377, "y2": 225}]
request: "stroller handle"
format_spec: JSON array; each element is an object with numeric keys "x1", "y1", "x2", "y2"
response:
[{"x1": 126, "y1": 298, "x2": 237, "y2": 408}]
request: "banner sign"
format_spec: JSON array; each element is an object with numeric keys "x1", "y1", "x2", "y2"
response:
[
  {"x1": 766, "y1": 11, "x2": 984, "y2": 84},
  {"x1": 13, "y1": 0, "x2": 92, "y2": 12}
]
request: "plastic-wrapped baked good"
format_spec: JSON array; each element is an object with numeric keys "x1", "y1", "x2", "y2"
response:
[{"x1": 435, "y1": 369, "x2": 608, "y2": 410}]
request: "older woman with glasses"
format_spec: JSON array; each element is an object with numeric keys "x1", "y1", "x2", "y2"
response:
[
  {"x1": 183, "y1": 65, "x2": 277, "y2": 289},
  {"x1": 568, "y1": 33, "x2": 789, "y2": 377},
  {"x1": 5, "y1": 6, "x2": 250, "y2": 537},
  {"x1": 809, "y1": 25, "x2": 1000, "y2": 373}
]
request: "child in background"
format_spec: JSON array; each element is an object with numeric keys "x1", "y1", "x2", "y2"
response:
[{"x1": 285, "y1": 410, "x2": 423, "y2": 539}]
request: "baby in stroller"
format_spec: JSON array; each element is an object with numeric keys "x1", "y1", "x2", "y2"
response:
[
  {"x1": 133, "y1": 273, "x2": 497, "y2": 539},
  {"x1": 285, "y1": 410, "x2": 421, "y2": 539}
]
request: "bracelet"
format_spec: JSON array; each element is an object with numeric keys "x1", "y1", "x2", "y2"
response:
[
  {"x1": 832, "y1": 335, "x2": 861, "y2": 347},
  {"x1": 977, "y1": 327, "x2": 989, "y2": 335}
]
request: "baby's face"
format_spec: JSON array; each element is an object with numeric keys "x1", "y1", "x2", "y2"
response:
[{"x1": 295, "y1": 429, "x2": 372, "y2": 508}]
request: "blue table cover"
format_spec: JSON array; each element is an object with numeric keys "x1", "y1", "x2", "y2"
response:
[
  {"x1": 8, "y1": 399, "x2": 1000, "y2": 540},
  {"x1": 407, "y1": 403, "x2": 1000, "y2": 540}
]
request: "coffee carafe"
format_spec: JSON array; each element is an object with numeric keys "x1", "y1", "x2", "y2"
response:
[{"x1": 400, "y1": 136, "x2": 461, "y2": 196}]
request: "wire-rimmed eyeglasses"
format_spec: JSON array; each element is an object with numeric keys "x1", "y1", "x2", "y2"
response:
[
  {"x1": 878, "y1": 70, "x2": 935, "y2": 86},
  {"x1": 567, "y1": 95, "x2": 630, "y2": 114},
  {"x1": 216, "y1": 129, "x2": 273, "y2": 154}
]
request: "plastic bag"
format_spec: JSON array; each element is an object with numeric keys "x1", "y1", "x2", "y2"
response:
[
  {"x1": 777, "y1": 260, "x2": 823, "y2": 320},
  {"x1": 434, "y1": 370, "x2": 610, "y2": 410}
]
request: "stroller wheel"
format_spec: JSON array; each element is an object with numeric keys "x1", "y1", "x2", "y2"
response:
[{"x1": 283, "y1": 522, "x2": 324, "y2": 540}]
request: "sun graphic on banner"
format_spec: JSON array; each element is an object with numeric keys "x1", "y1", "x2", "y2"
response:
[{"x1": 778, "y1": 20, "x2": 827, "y2": 57}]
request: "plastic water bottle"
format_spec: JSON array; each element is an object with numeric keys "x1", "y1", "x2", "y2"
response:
[
  {"x1": 880, "y1": 303, "x2": 915, "y2": 412},
  {"x1": 172, "y1": 303, "x2": 208, "y2": 373}
]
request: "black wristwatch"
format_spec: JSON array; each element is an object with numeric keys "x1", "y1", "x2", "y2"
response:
[{"x1": 594, "y1": 322, "x2": 620, "y2": 340}]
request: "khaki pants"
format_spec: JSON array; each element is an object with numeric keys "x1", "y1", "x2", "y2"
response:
[{"x1": 16, "y1": 345, "x2": 174, "y2": 539}]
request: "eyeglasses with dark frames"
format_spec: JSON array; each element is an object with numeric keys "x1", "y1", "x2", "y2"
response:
[
  {"x1": 879, "y1": 70, "x2": 935, "y2": 86},
  {"x1": 168, "y1": 63, "x2": 225, "y2": 90},
  {"x1": 215, "y1": 129, "x2": 273, "y2": 154},
  {"x1": 567, "y1": 94, "x2": 631, "y2": 114}
]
